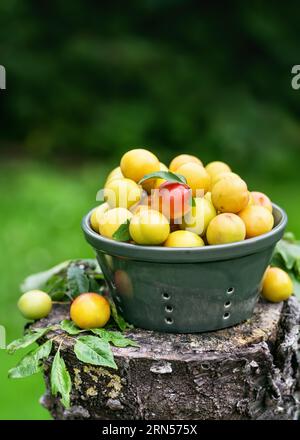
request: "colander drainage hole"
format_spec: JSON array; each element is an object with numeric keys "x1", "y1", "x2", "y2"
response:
[
  {"x1": 224, "y1": 301, "x2": 231, "y2": 308},
  {"x1": 223, "y1": 312, "x2": 230, "y2": 319},
  {"x1": 165, "y1": 305, "x2": 173, "y2": 313},
  {"x1": 162, "y1": 292, "x2": 171, "y2": 300},
  {"x1": 226, "y1": 287, "x2": 235, "y2": 295},
  {"x1": 165, "y1": 317, "x2": 174, "y2": 325}
]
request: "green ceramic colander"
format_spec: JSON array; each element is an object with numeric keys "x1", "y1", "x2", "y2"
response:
[{"x1": 82, "y1": 204, "x2": 286, "y2": 333}]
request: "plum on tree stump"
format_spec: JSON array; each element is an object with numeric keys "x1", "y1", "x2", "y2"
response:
[{"x1": 33, "y1": 297, "x2": 300, "y2": 420}]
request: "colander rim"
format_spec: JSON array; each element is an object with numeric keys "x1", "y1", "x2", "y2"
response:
[{"x1": 82, "y1": 203, "x2": 287, "y2": 263}]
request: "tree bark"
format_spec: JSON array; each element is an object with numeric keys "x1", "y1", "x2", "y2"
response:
[{"x1": 34, "y1": 297, "x2": 300, "y2": 420}]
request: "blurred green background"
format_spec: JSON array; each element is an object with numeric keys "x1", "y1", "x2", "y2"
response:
[{"x1": 0, "y1": 0, "x2": 300, "y2": 419}]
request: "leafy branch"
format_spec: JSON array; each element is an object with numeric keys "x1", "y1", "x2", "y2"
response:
[
  {"x1": 7, "y1": 320, "x2": 138, "y2": 408},
  {"x1": 21, "y1": 259, "x2": 104, "y2": 302},
  {"x1": 20, "y1": 259, "x2": 131, "y2": 331}
]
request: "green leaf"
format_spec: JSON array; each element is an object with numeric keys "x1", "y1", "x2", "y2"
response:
[
  {"x1": 43, "y1": 274, "x2": 67, "y2": 301},
  {"x1": 294, "y1": 258, "x2": 300, "y2": 279},
  {"x1": 8, "y1": 340, "x2": 52, "y2": 378},
  {"x1": 107, "y1": 296, "x2": 132, "y2": 331},
  {"x1": 88, "y1": 277, "x2": 102, "y2": 293},
  {"x1": 92, "y1": 272, "x2": 105, "y2": 280},
  {"x1": 60, "y1": 320, "x2": 85, "y2": 335},
  {"x1": 272, "y1": 235, "x2": 300, "y2": 275},
  {"x1": 67, "y1": 264, "x2": 89, "y2": 298},
  {"x1": 270, "y1": 252, "x2": 285, "y2": 269},
  {"x1": 21, "y1": 261, "x2": 70, "y2": 293},
  {"x1": 74, "y1": 336, "x2": 117, "y2": 369},
  {"x1": 139, "y1": 170, "x2": 187, "y2": 185},
  {"x1": 274, "y1": 240, "x2": 300, "y2": 270},
  {"x1": 7, "y1": 327, "x2": 51, "y2": 354},
  {"x1": 289, "y1": 273, "x2": 300, "y2": 299},
  {"x1": 91, "y1": 329, "x2": 138, "y2": 347},
  {"x1": 50, "y1": 349, "x2": 72, "y2": 408},
  {"x1": 112, "y1": 220, "x2": 131, "y2": 242}
]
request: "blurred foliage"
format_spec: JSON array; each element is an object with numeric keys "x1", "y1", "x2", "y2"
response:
[{"x1": 0, "y1": 1, "x2": 300, "y2": 177}]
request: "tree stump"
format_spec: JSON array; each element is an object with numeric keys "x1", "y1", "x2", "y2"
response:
[{"x1": 34, "y1": 297, "x2": 300, "y2": 420}]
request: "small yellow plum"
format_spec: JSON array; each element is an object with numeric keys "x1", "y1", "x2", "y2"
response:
[
  {"x1": 176, "y1": 162, "x2": 211, "y2": 196},
  {"x1": 90, "y1": 203, "x2": 110, "y2": 232},
  {"x1": 238, "y1": 205, "x2": 274, "y2": 238},
  {"x1": 261, "y1": 267, "x2": 293, "y2": 302},
  {"x1": 129, "y1": 209, "x2": 170, "y2": 245},
  {"x1": 251, "y1": 191, "x2": 272, "y2": 213},
  {"x1": 181, "y1": 197, "x2": 216, "y2": 236},
  {"x1": 206, "y1": 213, "x2": 246, "y2": 245},
  {"x1": 205, "y1": 161, "x2": 231, "y2": 180},
  {"x1": 18, "y1": 290, "x2": 52, "y2": 320},
  {"x1": 99, "y1": 207, "x2": 133, "y2": 239},
  {"x1": 164, "y1": 230, "x2": 205, "y2": 247},
  {"x1": 212, "y1": 175, "x2": 249, "y2": 213},
  {"x1": 104, "y1": 178, "x2": 142, "y2": 209},
  {"x1": 169, "y1": 154, "x2": 203, "y2": 172},
  {"x1": 70, "y1": 293, "x2": 110, "y2": 329},
  {"x1": 105, "y1": 166, "x2": 124, "y2": 185},
  {"x1": 120, "y1": 148, "x2": 160, "y2": 183}
]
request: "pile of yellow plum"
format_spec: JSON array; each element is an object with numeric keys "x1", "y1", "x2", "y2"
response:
[{"x1": 90, "y1": 149, "x2": 275, "y2": 247}]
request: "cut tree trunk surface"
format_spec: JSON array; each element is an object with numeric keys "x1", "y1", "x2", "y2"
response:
[{"x1": 33, "y1": 297, "x2": 300, "y2": 420}]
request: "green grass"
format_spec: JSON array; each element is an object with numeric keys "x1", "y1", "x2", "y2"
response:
[
  {"x1": 0, "y1": 159, "x2": 112, "y2": 420},
  {"x1": 0, "y1": 160, "x2": 299, "y2": 419}
]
